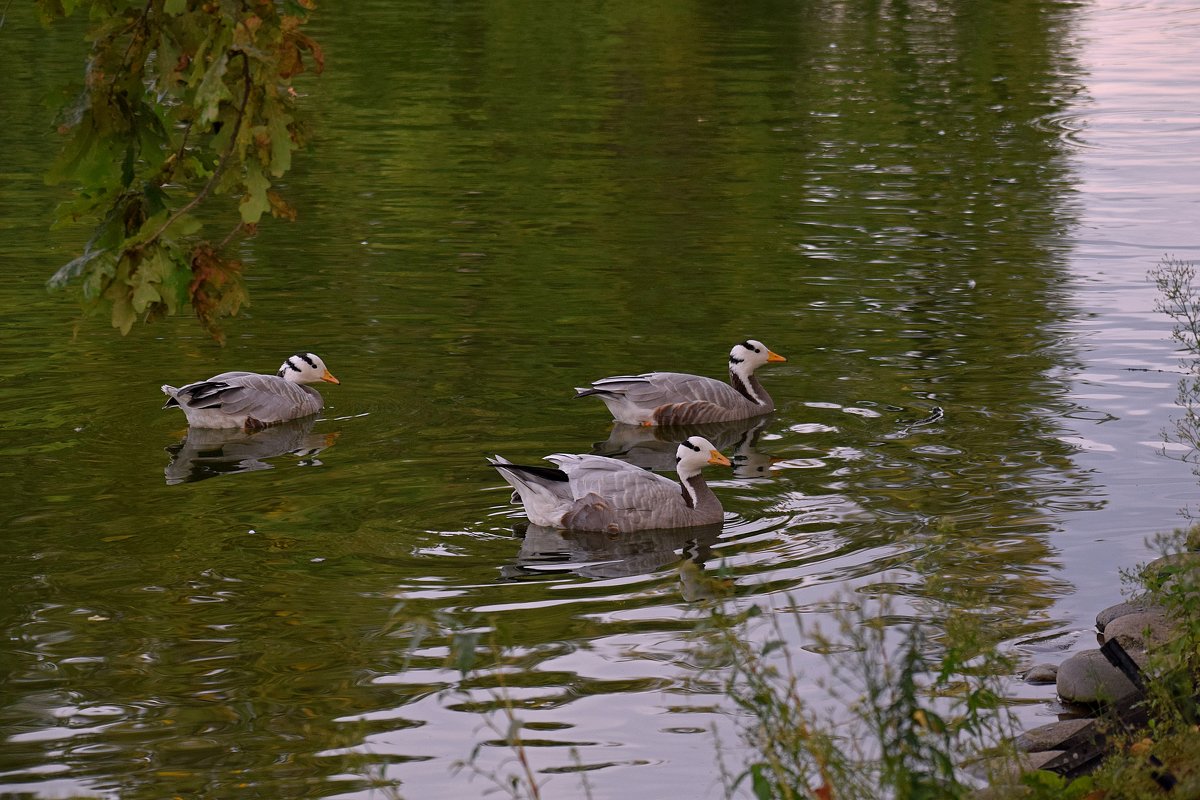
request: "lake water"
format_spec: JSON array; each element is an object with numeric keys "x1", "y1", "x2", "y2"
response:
[{"x1": 1, "y1": 1, "x2": 1198, "y2": 798}]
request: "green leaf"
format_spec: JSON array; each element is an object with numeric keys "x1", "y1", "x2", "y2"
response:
[
  {"x1": 166, "y1": 213, "x2": 203, "y2": 238},
  {"x1": 124, "y1": 209, "x2": 170, "y2": 249},
  {"x1": 267, "y1": 111, "x2": 294, "y2": 177},
  {"x1": 110, "y1": 288, "x2": 136, "y2": 335},
  {"x1": 160, "y1": 255, "x2": 192, "y2": 316},
  {"x1": 131, "y1": 277, "x2": 162, "y2": 313},
  {"x1": 194, "y1": 51, "x2": 231, "y2": 127},
  {"x1": 749, "y1": 764, "x2": 772, "y2": 800},
  {"x1": 130, "y1": 248, "x2": 172, "y2": 313},
  {"x1": 452, "y1": 631, "x2": 480, "y2": 676},
  {"x1": 164, "y1": 0, "x2": 187, "y2": 15},
  {"x1": 81, "y1": 250, "x2": 118, "y2": 301},
  {"x1": 239, "y1": 161, "x2": 271, "y2": 223},
  {"x1": 761, "y1": 640, "x2": 786, "y2": 656}
]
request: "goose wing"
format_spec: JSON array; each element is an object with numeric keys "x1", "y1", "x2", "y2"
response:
[
  {"x1": 582, "y1": 372, "x2": 742, "y2": 406},
  {"x1": 170, "y1": 373, "x2": 321, "y2": 421},
  {"x1": 548, "y1": 453, "x2": 684, "y2": 510},
  {"x1": 581, "y1": 372, "x2": 754, "y2": 425}
]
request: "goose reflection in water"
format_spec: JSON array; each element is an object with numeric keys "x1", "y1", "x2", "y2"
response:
[
  {"x1": 502, "y1": 522, "x2": 723, "y2": 581},
  {"x1": 163, "y1": 416, "x2": 338, "y2": 485},
  {"x1": 590, "y1": 416, "x2": 777, "y2": 478}
]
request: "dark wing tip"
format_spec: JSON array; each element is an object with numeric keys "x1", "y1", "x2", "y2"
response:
[{"x1": 492, "y1": 463, "x2": 570, "y2": 482}]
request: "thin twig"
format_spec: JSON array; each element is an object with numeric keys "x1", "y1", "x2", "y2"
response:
[
  {"x1": 142, "y1": 48, "x2": 253, "y2": 248},
  {"x1": 219, "y1": 222, "x2": 244, "y2": 250},
  {"x1": 161, "y1": 118, "x2": 194, "y2": 184},
  {"x1": 107, "y1": 0, "x2": 155, "y2": 104}
]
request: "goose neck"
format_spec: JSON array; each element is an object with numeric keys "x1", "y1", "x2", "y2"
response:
[{"x1": 729, "y1": 367, "x2": 770, "y2": 407}]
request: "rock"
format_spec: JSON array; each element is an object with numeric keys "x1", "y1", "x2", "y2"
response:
[
  {"x1": 969, "y1": 750, "x2": 1066, "y2": 783},
  {"x1": 1056, "y1": 649, "x2": 1138, "y2": 705},
  {"x1": 1022, "y1": 663, "x2": 1058, "y2": 684},
  {"x1": 1014, "y1": 718, "x2": 1093, "y2": 752},
  {"x1": 1102, "y1": 609, "x2": 1175, "y2": 652},
  {"x1": 1096, "y1": 597, "x2": 1158, "y2": 631},
  {"x1": 1141, "y1": 552, "x2": 1200, "y2": 582}
]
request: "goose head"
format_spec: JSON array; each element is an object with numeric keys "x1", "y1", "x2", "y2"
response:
[
  {"x1": 676, "y1": 436, "x2": 732, "y2": 477},
  {"x1": 277, "y1": 353, "x2": 340, "y2": 385},
  {"x1": 728, "y1": 339, "x2": 786, "y2": 378}
]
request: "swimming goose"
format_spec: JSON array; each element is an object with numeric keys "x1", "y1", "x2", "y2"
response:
[
  {"x1": 489, "y1": 436, "x2": 731, "y2": 533},
  {"x1": 161, "y1": 352, "x2": 339, "y2": 431},
  {"x1": 576, "y1": 339, "x2": 786, "y2": 426}
]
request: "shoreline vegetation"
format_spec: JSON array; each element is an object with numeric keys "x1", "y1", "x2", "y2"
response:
[{"x1": 441, "y1": 525, "x2": 1200, "y2": 800}]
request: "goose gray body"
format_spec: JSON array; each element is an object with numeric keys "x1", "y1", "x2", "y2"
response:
[
  {"x1": 161, "y1": 352, "x2": 339, "y2": 431},
  {"x1": 490, "y1": 436, "x2": 731, "y2": 533},
  {"x1": 577, "y1": 339, "x2": 786, "y2": 426}
]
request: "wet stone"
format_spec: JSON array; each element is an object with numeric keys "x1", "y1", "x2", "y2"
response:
[
  {"x1": 1022, "y1": 663, "x2": 1058, "y2": 684},
  {"x1": 1141, "y1": 552, "x2": 1200, "y2": 582},
  {"x1": 970, "y1": 750, "x2": 1066, "y2": 784},
  {"x1": 1102, "y1": 609, "x2": 1175, "y2": 651},
  {"x1": 1056, "y1": 649, "x2": 1138, "y2": 706},
  {"x1": 1095, "y1": 597, "x2": 1158, "y2": 631},
  {"x1": 1014, "y1": 718, "x2": 1093, "y2": 752}
]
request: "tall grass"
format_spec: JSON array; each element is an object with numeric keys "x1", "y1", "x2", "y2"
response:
[{"x1": 686, "y1": 562, "x2": 1019, "y2": 800}]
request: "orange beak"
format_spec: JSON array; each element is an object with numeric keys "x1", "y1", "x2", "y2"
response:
[
  {"x1": 708, "y1": 450, "x2": 732, "y2": 467},
  {"x1": 322, "y1": 369, "x2": 340, "y2": 385},
  {"x1": 767, "y1": 350, "x2": 787, "y2": 363}
]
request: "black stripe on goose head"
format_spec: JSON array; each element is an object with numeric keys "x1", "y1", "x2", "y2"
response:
[
  {"x1": 278, "y1": 357, "x2": 304, "y2": 377},
  {"x1": 676, "y1": 438, "x2": 703, "y2": 463}
]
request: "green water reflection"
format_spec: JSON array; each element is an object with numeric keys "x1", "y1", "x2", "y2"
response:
[{"x1": 0, "y1": 0, "x2": 1094, "y2": 797}]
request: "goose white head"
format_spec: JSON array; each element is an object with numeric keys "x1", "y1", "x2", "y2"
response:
[
  {"x1": 277, "y1": 353, "x2": 340, "y2": 385},
  {"x1": 676, "y1": 436, "x2": 732, "y2": 476},
  {"x1": 728, "y1": 339, "x2": 786, "y2": 377}
]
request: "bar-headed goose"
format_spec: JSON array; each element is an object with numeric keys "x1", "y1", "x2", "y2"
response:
[
  {"x1": 161, "y1": 352, "x2": 339, "y2": 431},
  {"x1": 489, "y1": 436, "x2": 731, "y2": 532},
  {"x1": 576, "y1": 339, "x2": 786, "y2": 426}
]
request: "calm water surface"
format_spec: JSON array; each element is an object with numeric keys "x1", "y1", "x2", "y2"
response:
[{"x1": 1, "y1": 1, "x2": 1198, "y2": 797}]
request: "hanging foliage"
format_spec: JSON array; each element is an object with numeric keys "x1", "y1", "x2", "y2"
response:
[{"x1": 39, "y1": 0, "x2": 324, "y2": 341}]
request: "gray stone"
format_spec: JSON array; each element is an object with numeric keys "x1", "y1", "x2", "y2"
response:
[
  {"x1": 969, "y1": 750, "x2": 1065, "y2": 783},
  {"x1": 1102, "y1": 609, "x2": 1175, "y2": 652},
  {"x1": 1056, "y1": 649, "x2": 1138, "y2": 705},
  {"x1": 1142, "y1": 552, "x2": 1200, "y2": 582},
  {"x1": 1022, "y1": 663, "x2": 1058, "y2": 684},
  {"x1": 1096, "y1": 596, "x2": 1157, "y2": 631},
  {"x1": 1014, "y1": 717, "x2": 1093, "y2": 752}
]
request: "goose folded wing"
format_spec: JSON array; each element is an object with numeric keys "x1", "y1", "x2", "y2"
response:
[
  {"x1": 549, "y1": 454, "x2": 684, "y2": 509},
  {"x1": 595, "y1": 372, "x2": 740, "y2": 407},
  {"x1": 202, "y1": 374, "x2": 317, "y2": 418}
]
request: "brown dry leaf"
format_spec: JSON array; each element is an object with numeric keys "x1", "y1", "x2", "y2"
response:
[{"x1": 267, "y1": 190, "x2": 297, "y2": 221}]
